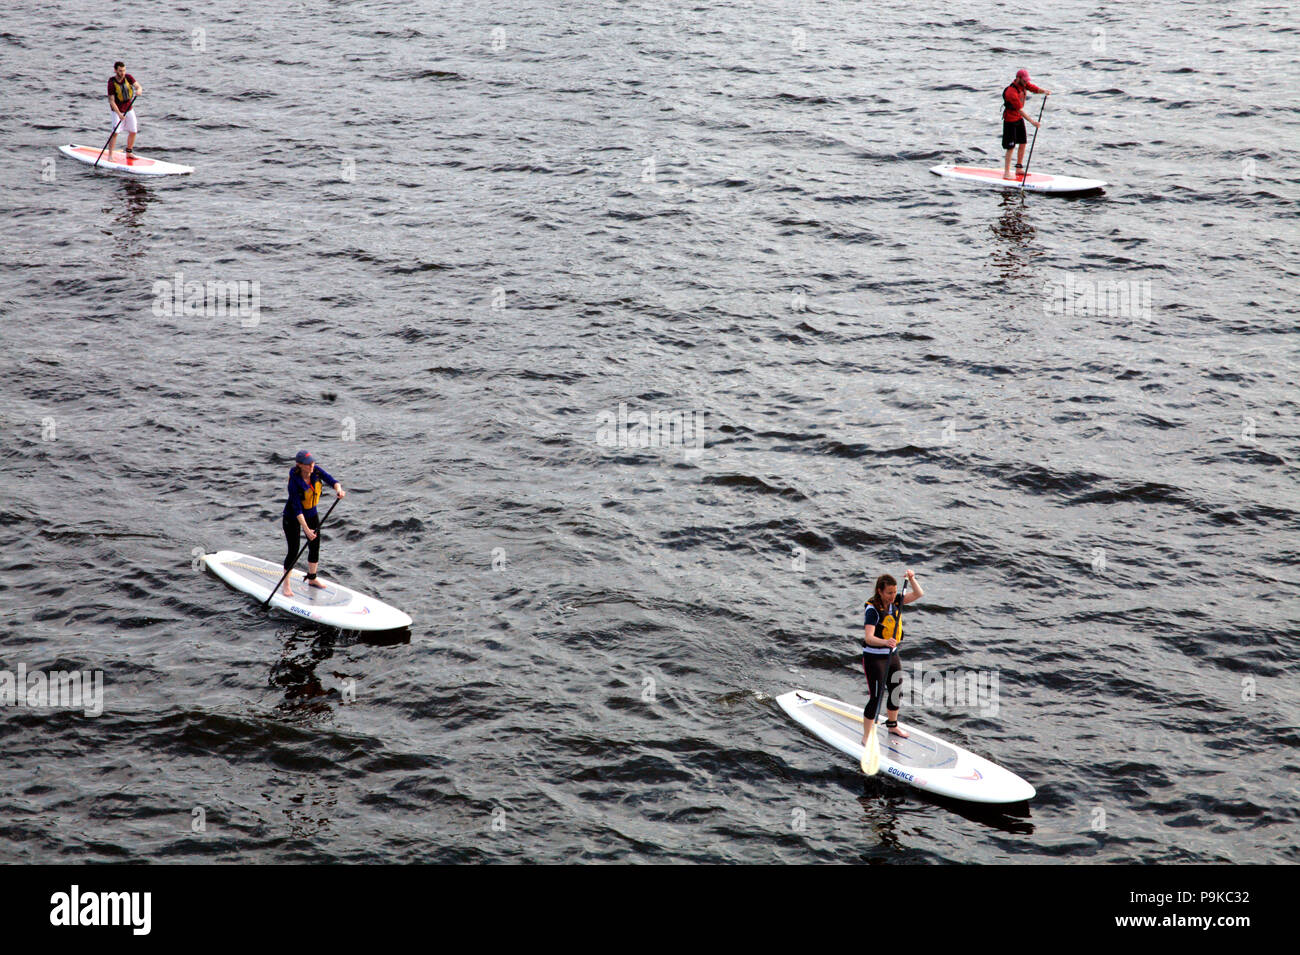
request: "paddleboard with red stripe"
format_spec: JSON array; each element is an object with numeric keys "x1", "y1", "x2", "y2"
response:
[
  {"x1": 930, "y1": 164, "x2": 1105, "y2": 194},
  {"x1": 59, "y1": 143, "x2": 194, "y2": 176}
]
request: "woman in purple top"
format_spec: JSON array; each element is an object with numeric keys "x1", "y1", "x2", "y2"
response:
[{"x1": 281, "y1": 450, "x2": 344, "y2": 597}]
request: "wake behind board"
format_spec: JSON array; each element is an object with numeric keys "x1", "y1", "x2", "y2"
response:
[
  {"x1": 59, "y1": 143, "x2": 194, "y2": 176},
  {"x1": 203, "y1": 550, "x2": 411, "y2": 631},
  {"x1": 777, "y1": 690, "x2": 1035, "y2": 804},
  {"x1": 930, "y1": 164, "x2": 1104, "y2": 194}
]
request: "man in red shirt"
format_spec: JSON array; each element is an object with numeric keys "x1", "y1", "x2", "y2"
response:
[
  {"x1": 1002, "y1": 68, "x2": 1049, "y2": 180},
  {"x1": 107, "y1": 61, "x2": 143, "y2": 156}
]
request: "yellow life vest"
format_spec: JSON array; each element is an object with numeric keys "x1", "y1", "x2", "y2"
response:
[
  {"x1": 301, "y1": 475, "x2": 323, "y2": 510},
  {"x1": 878, "y1": 604, "x2": 902, "y2": 645},
  {"x1": 110, "y1": 76, "x2": 135, "y2": 108},
  {"x1": 865, "y1": 600, "x2": 903, "y2": 648}
]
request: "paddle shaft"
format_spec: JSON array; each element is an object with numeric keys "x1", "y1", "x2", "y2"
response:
[
  {"x1": 1019, "y1": 94, "x2": 1048, "y2": 194},
  {"x1": 262, "y1": 496, "x2": 339, "y2": 607},
  {"x1": 96, "y1": 92, "x2": 138, "y2": 168}
]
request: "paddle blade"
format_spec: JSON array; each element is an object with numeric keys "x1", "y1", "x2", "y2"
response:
[{"x1": 861, "y1": 720, "x2": 881, "y2": 776}]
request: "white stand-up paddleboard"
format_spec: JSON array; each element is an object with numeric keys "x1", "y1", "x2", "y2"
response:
[
  {"x1": 59, "y1": 143, "x2": 194, "y2": 176},
  {"x1": 778, "y1": 690, "x2": 1035, "y2": 804},
  {"x1": 930, "y1": 164, "x2": 1104, "y2": 194},
  {"x1": 203, "y1": 550, "x2": 411, "y2": 631}
]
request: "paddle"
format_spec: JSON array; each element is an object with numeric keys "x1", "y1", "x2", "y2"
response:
[
  {"x1": 262, "y1": 496, "x2": 339, "y2": 607},
  {"x1": 861, "y1": 577, "x2": 908, "y2": 775},
  {"x1": 1019, "y1": 94, "x2": 1047, "y2": 195},
  {"x1": 861, "y1": 704, "x2": 882, "y2": 775},
  {"x1": 95, "y1": 91, "x2": 138, "y2": 168}
]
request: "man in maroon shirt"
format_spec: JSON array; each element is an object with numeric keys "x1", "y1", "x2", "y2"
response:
[
  {"x1": 1002, "y1": 68, "x2": 1049, "y2": 180},
  {"x1": 107, "y1": 61, "x2": 143, "y2": 156}
]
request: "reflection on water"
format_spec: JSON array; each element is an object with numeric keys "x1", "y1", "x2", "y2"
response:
[
  {"x1": 104, "y1": 178, "x2": 152, "y2": 262},
  {"x1": 269, "y1": 622, "x2": 411, "y2": 720},
  {"x1": 858, "y1": 776, "x2": 1036, "y2": 834},
  {"x1": 270, "y1": 625, "x2": 341, "y2": 718},
  {"x1": 989, "y1": 192, "x2": 1039, "y2": 280}
]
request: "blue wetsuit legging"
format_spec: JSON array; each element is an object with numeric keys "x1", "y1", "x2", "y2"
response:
[{"x1": 863, "y1": 651, "x2": 902, "y2": 723}]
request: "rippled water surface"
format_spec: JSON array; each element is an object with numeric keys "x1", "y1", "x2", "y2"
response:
[{"x1": 1, "y1": 0, "x2": 1297, "y2": 863}]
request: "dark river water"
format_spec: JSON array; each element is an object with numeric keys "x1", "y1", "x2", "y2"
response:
[{"x1": 1, "y1": 0, "x2": 1296, "y2": 863}]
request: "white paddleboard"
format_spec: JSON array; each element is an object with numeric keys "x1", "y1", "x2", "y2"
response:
[
  {"x1": 59, "y1": 143, "x2": 194, "y2": 176},
  {"x1": 777, "y1": 689, "x2": 1035, "y2": 804},
  {"x1": 203, "y1": 550, "x2": 411, "y2": 631},
  {"x1": 930, "y1": 164, "x2": 1105, "y2": 193}
]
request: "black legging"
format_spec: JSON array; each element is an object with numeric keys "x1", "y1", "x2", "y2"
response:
[
  {"x1": 282, "y1": 511, "x2": 321, "y2": 570},
  {"x1": 862, "y1": 651, "x2": 903, "y2": 722}
]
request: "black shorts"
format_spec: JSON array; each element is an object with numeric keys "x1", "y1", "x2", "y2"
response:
[{"x1": 1002, "y1": 119, "x2": 1028, "y2": 149}]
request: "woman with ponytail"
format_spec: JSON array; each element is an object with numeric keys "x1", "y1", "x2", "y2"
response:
[{"x1": 862, "y1": 569, "x2": 923, "y2": 747}]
